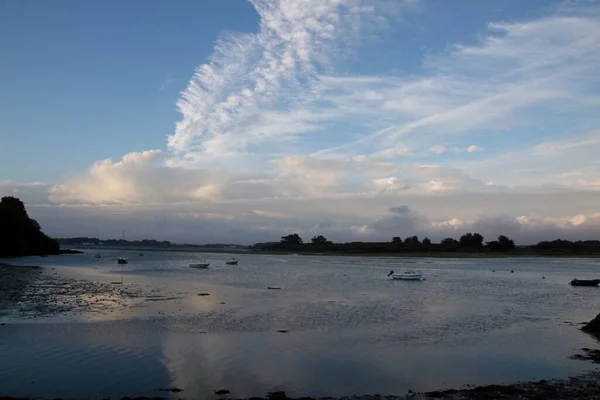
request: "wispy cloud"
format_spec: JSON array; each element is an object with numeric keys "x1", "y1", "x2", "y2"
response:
[
  {"x1": 159, "y1": 74, "x2": 175, "y2": 91},
  {"x1": 167, "y1": 0, "x2": 418, "y2": 164}
]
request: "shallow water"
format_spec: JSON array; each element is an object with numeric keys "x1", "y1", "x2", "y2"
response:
[{"x1": 1, "y1": 251, "x2": 600, "y2": 398}]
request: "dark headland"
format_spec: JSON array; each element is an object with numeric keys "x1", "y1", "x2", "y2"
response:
[{"x1": 0, "y1": 196, "x2": 62, "y2": 257}]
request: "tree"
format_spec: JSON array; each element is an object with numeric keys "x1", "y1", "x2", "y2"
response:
[
  {"x1": 487, "y1": 235, "x2": 516, "y2": 251},
  {"x1": 391, "y1": 236, "x2": 402, "y2": 244},
  {"x1": 422, "y1": 237, "x2": 432, "y2": 245},
  {"x1": 311, "y1": 235, "x2": 330, "y2": 244},
  {"x1": 0, "y1": 196, "x2": 59, "y2": 256},
  {"x1": 441, "y1": 238, "x2": 459, "y2": 246},
  {"x1": 280, "y1": 233, "x2": 303, "y2": 244},
  {"x1": 404, "y1": 236, "x2": 420, "y2": 245},
  {"x1": 459, "y1": 232, "x2": 484, "y2": 248},
  {"x1": 498, "y1": 235, "x2": 515, "y2": 249}
]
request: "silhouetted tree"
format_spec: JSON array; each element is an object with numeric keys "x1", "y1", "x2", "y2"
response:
[
  {"x1": 459, "y1": 232, "x2": 484, "y2": 248},
  {"x1": 441, "y1": 238, "x2": 459, "y2": 246},
  {"x1": 0, "y1": 196, "x2": 59, "y2": 256},
  {"x1": 404, "y1": 236, "x2": 420, "y2": 245},
  {"x1": 311, "y1": 235, "x2": 330, "y2": 244},
  {"x1": 498, "y1": 235, "x2": 515, "y2": 249},
  {"x1": 422, "y1": 237, "x2": 432, "y2": 245},
  {"x1": 280, "y1": 233, "x2": 303, "y2": 244},
  {"x1": 391, "y1": 236, "x2": 402, "y2": 244}
]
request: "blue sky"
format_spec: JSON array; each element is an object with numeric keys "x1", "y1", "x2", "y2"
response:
[{"x1": 1, "y1": 0, "x2": 600, "y2": 244}]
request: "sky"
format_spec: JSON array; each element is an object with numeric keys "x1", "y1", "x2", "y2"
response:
[{"x1": 1, "y1": 0, "x2": 600, "y2": 245}]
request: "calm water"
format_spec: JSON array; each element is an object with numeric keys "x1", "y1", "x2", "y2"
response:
[{"x1": 2, "y1": 250, "x2": 600, "y2": 398}]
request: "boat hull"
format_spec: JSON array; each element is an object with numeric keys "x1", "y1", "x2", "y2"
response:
[
  {"x1": 225, "y1": 261, "x2": 239, "y2": 265},
  {"x1": 189, "y1": 263, "x2": 210, "y2": 269},
  {"x1": 391, "y1": 274, "x2": 422, "y2": 280},
  {"x1": 570, "y1": 279, "x2": 600, "y2": 287}
]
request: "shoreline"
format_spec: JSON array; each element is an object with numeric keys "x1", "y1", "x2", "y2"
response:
[
  {"x1": 46, "y1": 246, "x2": 600, "y2": 258},
  {"x1": 1, "y1": 371, "x2": 600, "y2": 399}
]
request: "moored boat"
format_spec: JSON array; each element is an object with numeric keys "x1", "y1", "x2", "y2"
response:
[
  {"x1": 190, "y1": 261, "x2": 210, "y2": 269},
  {"x1": 117, "y1": 258, "x2": 128, "y2": 264},
  {"x1": 225, "y1": 258, "x2": 239, "y2": 265},
  {"x1": 570, "y1": 279, "x2": 600, "y2": 287},
  {"x1": 388, "y1": 269, "x2": 423, "y2": 280}
]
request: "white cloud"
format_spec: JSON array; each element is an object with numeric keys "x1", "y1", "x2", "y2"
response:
[
  {"x1": 167, "y1": 0, "x2": 417, "y2": 165},
  {"x1": 314, "y1": 8, "x2": 600, "y2": 164},
  {"x1": 429, "y1": 144, "x2": 482, "y2": 155},
  {"x1": 120, "y1": 150, "x2": 164, "y2": 165}
]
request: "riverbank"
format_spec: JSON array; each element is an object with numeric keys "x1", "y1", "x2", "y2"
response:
[
  {"x1": 252, "y1": 250, "x2": 600, "y2": 258},
  {"x1": 62, "y1": 246, "x2": 600, "y2": 258}
]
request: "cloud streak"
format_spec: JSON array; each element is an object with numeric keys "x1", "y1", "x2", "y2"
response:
[{"x1": 167, "y1": 0, "x2": 417, "y2": 164}]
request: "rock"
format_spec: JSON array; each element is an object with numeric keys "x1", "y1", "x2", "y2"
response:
[
  {"x1": 214, "y1": 389, "x2": 230, "y2": 395},
  {"x1": 582, "y1": 313, "x2": 600, "y2": 333}
]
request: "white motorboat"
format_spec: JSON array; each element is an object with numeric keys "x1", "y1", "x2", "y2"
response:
[
  {"x1": 388, "y1": 270, "x2": 423, "y2": 280},
  {"x1": 189, "y1": 261, "x2": 210, "y2": 269},
  {"x1": 225, "y1": 258, "x2": 239, "y2": 265}
]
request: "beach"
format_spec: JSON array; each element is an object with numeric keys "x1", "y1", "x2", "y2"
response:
[{"x1": 1, "y1": 251, "x2": 600, "y2": 399}]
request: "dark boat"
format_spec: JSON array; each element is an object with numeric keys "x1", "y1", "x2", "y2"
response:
[{"x1": 570, "y1": 279, "x2": 600, "y2": 287}]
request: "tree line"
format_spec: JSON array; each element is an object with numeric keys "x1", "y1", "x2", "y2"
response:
[{"x1": 254, "y1": 233, "x2": 600, "y2": 254}]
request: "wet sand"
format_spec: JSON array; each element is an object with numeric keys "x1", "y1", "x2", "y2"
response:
[
  {"x1": 0, "y1": 263, "x2": 157, "y2": 320},
  {"x1": 2, "y1": 261, "x2": 600, "y2": 399}
]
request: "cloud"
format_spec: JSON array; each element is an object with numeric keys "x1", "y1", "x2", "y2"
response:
[
  {"x1": 430, "y1": 145, "x2": 483, "y2": 155},
  {"x1": 120, "y1": 150, "x2": 164, "y2": 165},
  {"x1": 0, "y1": 181, "x2": 53, "y2": 205},
  {"x1": 160, "y1": 75, "x2": 175, "y2": 91},
  {"x1": 167, "y1": 0, "x2": 418, "y2": 165},
  {"x1": 314, "y1": 7, "x2": 600, "y2": 164}
]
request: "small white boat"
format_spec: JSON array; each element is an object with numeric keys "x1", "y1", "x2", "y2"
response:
[
  {"x1": 225, "y1": 258, "x2": 239, "y2": 265},
  {"x1": 189, "y1": 261, "x2": 210, "y2": 269},
  {"x1": 388, "y1": 270, "x2": 423, "y2": 280}
]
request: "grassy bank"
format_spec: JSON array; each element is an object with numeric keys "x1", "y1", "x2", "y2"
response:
[{"x1": 252, "y1": 249, "x2": 600, "y2": 258}]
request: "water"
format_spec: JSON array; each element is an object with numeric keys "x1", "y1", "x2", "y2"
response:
[{"x1": 1, "y1": 250, "x2": 600, "y2": 398}]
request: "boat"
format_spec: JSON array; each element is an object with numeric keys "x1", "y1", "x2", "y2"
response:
[
  {"x1": 94, "y1": 253, "x2": 101, "y2": 259},
  {"x1": 225, "y1": 258, "x2": 239, "y2": 265},
  {"x1": 189, "y1": 261, "x2": 210, "y2": 269},
  {"x1": 570, "y1": 279, "x2": 600, "y2": 287},
  {"x1": 388, "y1": 269, "x2": 423, "y2": 280},
  {"x1": 117, "y1": 230, "x2": 128, "y2": 265}
]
